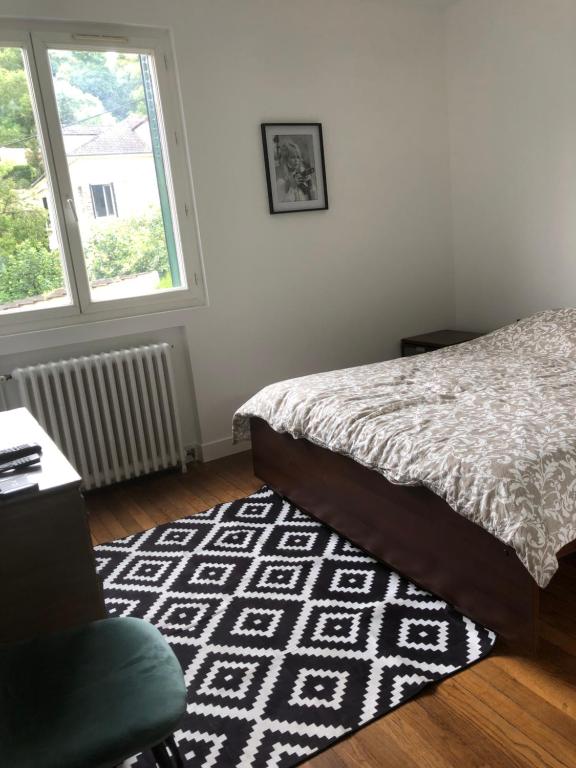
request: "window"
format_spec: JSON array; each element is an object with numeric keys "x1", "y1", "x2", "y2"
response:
[
  {"x1": 0, "y1": 22, "x2": 203, "y2": 330},
  {"x1": 90, "y1": 184, "x2": 117, "y2": 218}
]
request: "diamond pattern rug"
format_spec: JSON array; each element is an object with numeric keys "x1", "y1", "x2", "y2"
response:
[{"x1": 95, "y1": 486, "x2": 496, "y2": 768}]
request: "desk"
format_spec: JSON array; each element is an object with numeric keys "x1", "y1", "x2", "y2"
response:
[{"x1": 0, "y1": 408, "x2": 105, "y2": 642}]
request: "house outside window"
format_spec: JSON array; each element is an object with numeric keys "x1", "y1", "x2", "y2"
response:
[{"x1": 0, "y1": 21, "x2": 204, "y2": 332}]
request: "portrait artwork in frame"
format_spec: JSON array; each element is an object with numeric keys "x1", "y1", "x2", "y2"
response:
[{"x1": 261, "y1": 123, "x2": 329, "y2": 214}]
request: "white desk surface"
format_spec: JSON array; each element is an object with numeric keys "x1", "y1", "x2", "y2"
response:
[{"x1": 0, "y1": 407, "x2": 80, "y2": 493}]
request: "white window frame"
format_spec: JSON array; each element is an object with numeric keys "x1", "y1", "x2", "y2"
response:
[{"x1": 0, "y1": 20, "x2": 205, "y2": 336}]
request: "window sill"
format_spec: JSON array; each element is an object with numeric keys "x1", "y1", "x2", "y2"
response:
[{"x1": 0, "y1": 290, "x2": 207, "y2": 340}]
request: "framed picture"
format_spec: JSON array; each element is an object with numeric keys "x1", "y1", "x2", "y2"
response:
[{"x1": 261, "y1": 123, "x2": 329, "y2": 214}]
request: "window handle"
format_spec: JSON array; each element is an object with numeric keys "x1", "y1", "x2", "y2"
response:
[{"x1": 66, "y1": 197, "x2": 78, "y2": 223}]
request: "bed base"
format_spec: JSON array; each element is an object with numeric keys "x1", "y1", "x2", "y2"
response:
[{"x1": 250, "y1": 418, "x2": 540, "y2": 650}]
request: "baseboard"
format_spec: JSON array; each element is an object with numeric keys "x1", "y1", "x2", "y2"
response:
[{"x1": 198, "y1": 436, "x2": 252, "y2": 463}]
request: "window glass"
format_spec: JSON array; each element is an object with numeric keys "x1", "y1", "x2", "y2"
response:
[
  {"x1": 47, "y1": 48, "x2": 184, "y2": 302},
  {"x1": 0, "y1": 46, "x2": 70, "y2": 315}
]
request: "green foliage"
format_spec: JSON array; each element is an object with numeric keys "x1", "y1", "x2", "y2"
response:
[
  {"x1": 0, "y1": 238, "x2": 63, "y2": 304},
  {"x1": 52, "y1": 79, "x2": 109, "y2": 126},
  {"x1": 0, "y1": 165, "x2": 46, "y2": 236},
  {"x1": 50, "y1": 50, "x2": 145, "y2": 122},
  {"x1": 0, "y1": 47, "x2": 44, "y2": 183},
  {"x1": 86, "y1": 212, "x2": 169, "y2": 283},
  {"x1": 0, "y1": 48, "x2": 34, "y2": 146},
  {"x1": 0, "y1": 166, "x2": 63, "y2": 304},
  {"x1": 157, "y1": 272, "x2": 174, "y2": 290},
  {"x1": 3, "y1": 163, "x2": 34, "y2": 186}
]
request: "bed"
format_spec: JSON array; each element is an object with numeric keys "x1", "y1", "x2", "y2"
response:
[{"x1": 233, "y1": 309, "x2": 576, "y2": 648}]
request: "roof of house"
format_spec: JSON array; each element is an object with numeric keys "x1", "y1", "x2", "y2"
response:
[{"x1": 65, "y1": 115, "x2": 151, "y2": 156}]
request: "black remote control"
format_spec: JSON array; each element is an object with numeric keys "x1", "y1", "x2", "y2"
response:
[
  {"x1": 0, "y1": 443, "x2": 42, "y2": 462},
  {"x1": 0, "y1": 445, "x2": 43, "y2": 474}
]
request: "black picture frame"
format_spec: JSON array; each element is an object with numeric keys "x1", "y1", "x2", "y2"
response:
[{"x1": 261, "y1": 123, "x2": 329, "y2": 214}]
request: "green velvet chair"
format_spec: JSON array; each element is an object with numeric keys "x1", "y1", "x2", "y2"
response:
[{"x1": 0, "y1": 617, "x2": 187, "y2": 768}]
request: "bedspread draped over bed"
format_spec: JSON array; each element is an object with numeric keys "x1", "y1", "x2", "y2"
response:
[{"x1": 233, "y1": 309, "x2": 576, "y2": 588}]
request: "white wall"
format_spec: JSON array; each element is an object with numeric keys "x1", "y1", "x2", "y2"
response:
[
  {"x1": 0, "y1": 0, "x2": 454, "y2": 459},
  {"x1": 447, "y1": 0, "x2": 576, "y2": 331}
]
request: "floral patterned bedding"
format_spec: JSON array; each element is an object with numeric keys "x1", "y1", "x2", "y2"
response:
[{"x1": 233, "y1": 309, "x2": 576, "y2": 587}]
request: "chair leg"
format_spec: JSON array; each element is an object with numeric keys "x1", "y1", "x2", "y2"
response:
[
  {"x1": 151, "y1": 736, "x2": 183, "y2": 768},
  {"x1": 151, "y1": 742, "x2": 173, "y2": 768},
  {"x1": 165, "y1": 735, "x2": 184, "y2": 768}
]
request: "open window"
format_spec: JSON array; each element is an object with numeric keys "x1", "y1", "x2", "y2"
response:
[{"x1": 0, "y1": 22, "x2": 204, "y2": 332}]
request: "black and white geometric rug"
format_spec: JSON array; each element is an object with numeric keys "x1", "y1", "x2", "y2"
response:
[{"x1": 95, "y1": 487, "x2": 496, "y2": 768}]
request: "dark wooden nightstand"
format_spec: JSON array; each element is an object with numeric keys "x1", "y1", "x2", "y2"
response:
[{"x1": 401, "y1": 329, "x2": 484, "y2": 357}]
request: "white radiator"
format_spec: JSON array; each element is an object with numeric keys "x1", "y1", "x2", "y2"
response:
[{"x1": 13, "y1": 343, "x2": 186, "y2": 490}]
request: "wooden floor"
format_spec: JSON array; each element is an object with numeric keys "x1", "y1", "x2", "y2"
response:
[{"x1": 86, "y1": 452, "x2": 576, "y2": 768}]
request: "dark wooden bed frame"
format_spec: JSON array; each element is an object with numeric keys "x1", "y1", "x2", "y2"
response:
[{"x1": 251, "y1": 417, "x2": 576, "y2": 650}]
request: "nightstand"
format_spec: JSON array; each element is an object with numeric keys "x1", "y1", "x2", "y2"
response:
[{"x1": 401, "y1": 329, "x2": 484, "y2": 357}]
